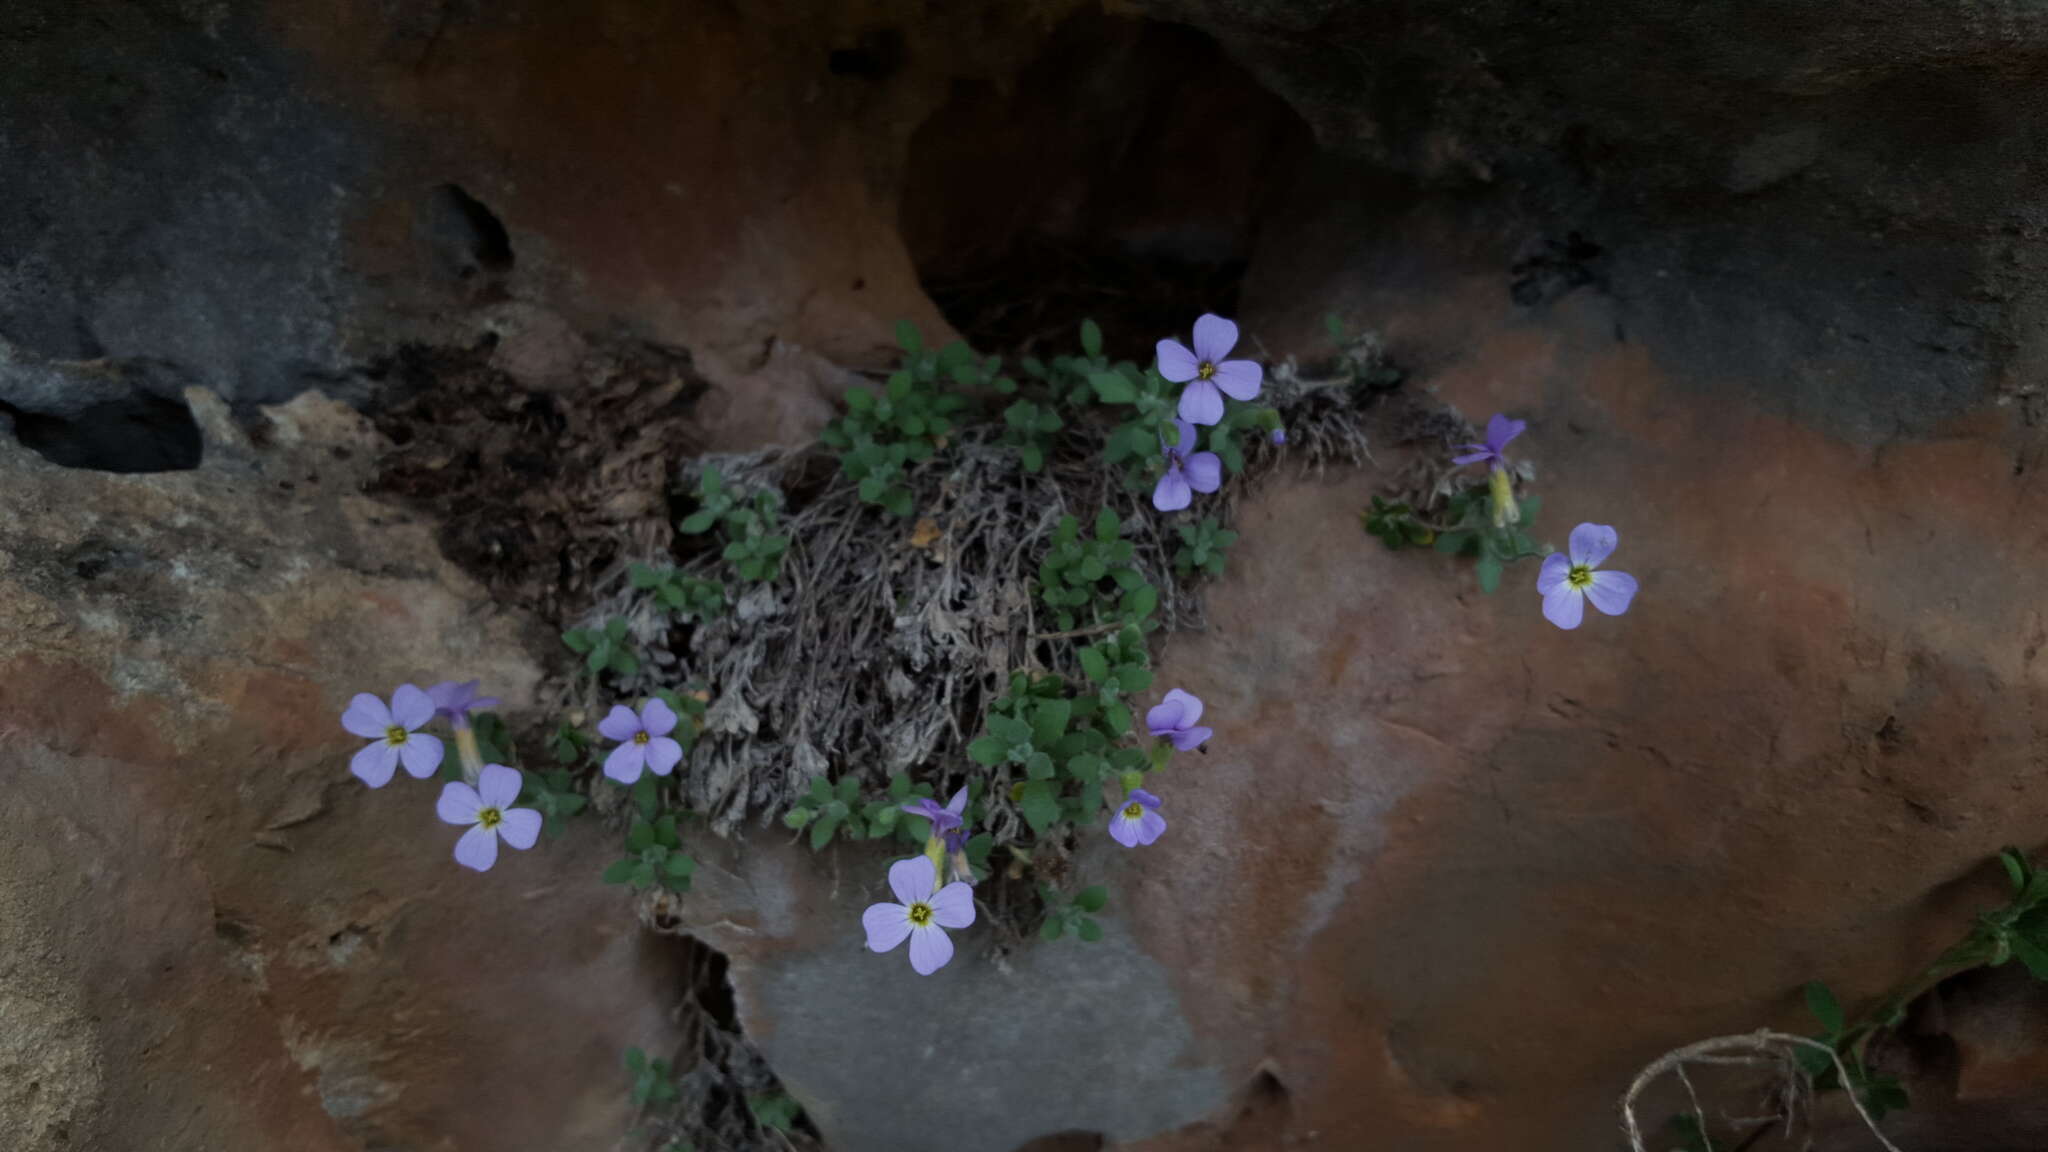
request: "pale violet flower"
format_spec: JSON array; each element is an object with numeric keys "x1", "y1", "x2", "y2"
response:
[
  {"x1": 1152, "y1": 418, "x2": 1222, "y2": 512},
  {"x1": 900, "y1": 785, "x2": 967, "y2": 834},
  {"x1": 425, "y1": 679, "x2": 499, "y2": 729},
  {"x1": 599, "y1": 699, "x2": 684, "y2": 784},
  {"x1": 1537, "y1": 523, "x2": 1638, "y2": 630},
  {"x1": 1146, "y1": 688, "x2": 1212, "y2": 751},
  {"x1": 862, "y1": 855, "x2": 975, "y2": 975},
  {"x1": 341, "y1": 683, "x2": 444, "y2": 787},
  {"x1": 1453, "y1": 413, "x2": 1524, "y2": 469},
  {"x1": 1109, "y1": 788, "x2": 1166, "y2": 847},
  {"x1": 436, "y1": 763, "x2": 542, "y2": 872},
  {"x1": 1157, "y1": 313, "x2": 1262, "y2": 426}
]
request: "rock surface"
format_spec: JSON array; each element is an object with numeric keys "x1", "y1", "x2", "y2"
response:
[
  {"x1": 5, "y1": 0, "x2": 2048, "y2": 1150},
  {"x1": 0, "y1": 393, "x2": 685, "y2": 1151}
]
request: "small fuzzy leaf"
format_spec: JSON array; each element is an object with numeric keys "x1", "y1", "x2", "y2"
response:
[
  {"x1": 1040, "y1": 917, "x2": 1065, "y2": 942},
  {"x1": 968, "y1": 735, "x2": 1009, "y2": 766},
  {"x1": 1088, "y1": 372, "x2": 1136, "y2": 404},
  {"x1": 809, "y1": 812, "x2": 842, "y2": 851},
  {"x1": 1077, "y1": 918, "x2": 1103, "y2": 943},
  {"x1": 1075, "y1": 885, "x2": 1108, "y2": 913},
  {"x1": 602, "y1": 859, "x2": 636, "y2": 885},
  {"x1": 988, "y1": 715, "x2": 1033, "y2": 746},
  {"x1": 1031, "y1": 699, "x2": 1073, "y2": 748},
  {"x1": 1079, "y1": 319, "x2": 1103, "y2": 359},
  {"x1": 895, "y1": 319, "x2": 923, "y2": 354},
  {"x1": 1804, "y1": 981, "x2": 1846, "y2": 1037},
  {"x1": 1078, "y1": 646, "x2": 1108, "y2": 682},
  {"x1": 627, "y1": 821, "x2": 655, "y2": 852}
]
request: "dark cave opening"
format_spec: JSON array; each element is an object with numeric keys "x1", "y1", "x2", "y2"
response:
[{"x1": 898, "y1": 9, "x2": 1316, "y2": 362}]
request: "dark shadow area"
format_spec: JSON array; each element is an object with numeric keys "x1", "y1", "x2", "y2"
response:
[
  {"x1": 3, "y1": 390, "x2": 202, "y2": 473},
  {"x1": 900, "y1": 9, "x2": 1316, "y2": 361}
]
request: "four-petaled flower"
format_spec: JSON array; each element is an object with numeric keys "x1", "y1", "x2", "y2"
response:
[
  {"x1": 436, "y1": 763, "x2": 542, "y2": 872},
  {"x1": 1157, "y1": 313, "x2": 1262, "y2": 426},
  {"x1": 862, "y1": 855, "x2": 975, "y2": 974},
  {"x1": 1537, "y1": 523, "x2": 1638, "y2": 630},
  {"x1": 1108, "y1": 788, "x2": 1166, "y2": 847},
  {"x1": 1146, "y1": 688, "x2": 1213, "y2": 751},
  {"x1": 902, "y1": 785, "x2": 967, "y2": 834},
  {"x1": 342, "y1": 683, "x2": 445, "y2": 788},
  {"x1": 599, "y1": 699, "x2": 685, "y2": 784},
  {"x1": 426, "y1": 679, "x2": 499, "y2": 730},
  {"x1": 1453, "y1": 413, "x2": 1525, "y2": 469},
  {"x1": 1152, "y1": 418, "x2": 1223, "y2": 512}
]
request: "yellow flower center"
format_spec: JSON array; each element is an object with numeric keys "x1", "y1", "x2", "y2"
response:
[
  {"x1": 907, "y1": 901, "x2": 934, "y2": 927},
  {"x1": 633, "y1": 731, "x2": 651, "y2": 745},
  {"x1": 1567, "y1": 565, "x2": 1594, "y2": 590},
  {"x1": 476, "y1": 807, "x2": 503, "y2": 829},
  {"x1": 384, "y1": 725, "x2": 408, "y2": 746},
  {"x1": 1123, "y1": 802, "x2": 1144, "y2": 819},
  {"x1": 1197, "y1": 361, "x2": 1216, "y2": 380}
]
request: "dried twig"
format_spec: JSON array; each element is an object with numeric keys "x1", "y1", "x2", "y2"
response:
[{"x1": 1620, "y1": 1030, "x2": 1906, "y2": 1152}]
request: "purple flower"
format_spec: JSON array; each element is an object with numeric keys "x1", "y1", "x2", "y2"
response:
[
  {"x1": 436, "y1": 763, "x2": 542, "y2": 872},
  {"x1": 1270, "y1": 427, "x2": 1287, "y2": 445},
  {"x1": 1146, "y1": 688, "x2": 1212, "y2": 751},
  {"x1": 902, "y1": 785, "x2": 967, "y2": 834},
  {"x1": 599, "y1": 699, "x2": 685, "y2": 784},
  {"x1": 1152, "y1": 418, "x2": 1223, "y2": 512},
  {"x1": 425, "y1": 679, "x2": 499, "y2": 730},
  {"x1": 1537, "y1": 523, "x2": 1639, "y2": 630},
  {"x1": 862, "y1": 855, "x2": 975, "y2": 975},
  {"x1": 341, "y1": 683, "x2": 445, "y2": 788},
  {"x1": 1108, "y1": 788, "x2": 1166, "y2": 847},
  {"x1": 1157, "y1": 313, "x2": 1263, "y2": 426},
  {"x1": 1453, "y1": 413, "x2": 1525, "y2": 468}
]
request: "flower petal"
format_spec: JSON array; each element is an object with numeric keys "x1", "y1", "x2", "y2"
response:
[
  {"x1": 436, "y1": 780, "x2": 484, "y2": 825},
  {"x1": 1144, "y1": 699, "x2": 1186, "y2": 736},
  {"x1": 351, "y1": 741, "x2": 400, "y2": 788},
  {"x1": 1169, "y1": 725, "x2": 1213, "y2": 751},
  {"x1": 390, "y1": 683, "x2": 434, "y2": 731},
  {"x1": 1182, "y1": 452, "x2": 1223, "y2": 494},
  {"x1": 1177, "y1": 380, "x2": 1224, "y2": 426},
  {"x1": 1485, "y1": 414, "x2": 1526, "y2": 452},
  {"x1": 1192, "y1": 314, "x2": 1238, "y2": 364},
  {"x1": 1137, "y1": 808, "x2": 1168, "y2": 845},
  {"x1": 453, "y1": 823, "x2": 500, "y2": 871},
  {"x1": 341, "y1": 693, "x2": 394, "y2": 738},
  {"x1": 1172, "y1": 417, "x2": 1197, "y2": 454},
  {"x1": 1568, "y1": 522, "x2": 1618, "y2": 568},
  {"x1": 1130, "y1": 788, "x2": 1161, "y2": 808},
  {"x1": 425, "y1": 680, "x2": 466, "y2": 713},
  {"x1": 603, "y1": 741, "x2": 648, "y2": 784},
  {"x1": 1542, "y1": 584, "x2": 1586, "y2": 630},
  {"x1": 1162, "y1": 688, "x2": 1203, "y2": 726},
  {"x1": 645, "y1": 737, "x2": 684, "y2": 776},
  {"x1": 888, "y1": 855, "x2": 937, "y2": 906},
  {"x1": 1451, "y1": 449, "x2": 1497, "y2": 467},
  {"x1": 1535, "y1": 552, "x2": 1572, "y2": 595},
  {"x1": 398, "y1": 732, "x2": 445, "y2": 779},
  {"x1": 477, "y1": 763, "x2": 522, "y2": 809},
  {"x1": 1155, "y1": 338, "x2": 1199, "y2": 383},
  {"x1": 1152, "y1": 469, "x2": 1193, "y2": 512},
  {"x1": 1210, "y1": 358, "x2": 1262, "y2": 402},
  {"x1": 496, "y1": 807, "x2": 542, "y2": 850},
  {"x1": 640, "y1": 697, "x2": 679, "y2": 738},
  {"x1": 944, "y1": 786, "x2": 969, "y2": 818},
  {"x1": 1108, "y1": 811, "x2": 1141, "y2": 847},
  {"x1": 928, "y1": 881, "x2": 976, "y2": 930},
  {"x1": 597, "y1": 704, "x2": 642, "y2": 742},
  {"x1": 863, "y1": 903, "x2": 913, "y2": 953},
  {"x1": 1585, "y1": 569, "x2": 1638, "y2": 617},
  {"x1": 908, "y1": 924, "x2": 954, "y2": 975}
]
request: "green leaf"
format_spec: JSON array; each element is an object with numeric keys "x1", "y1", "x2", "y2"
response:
[
  {"x1": 888, "y1": 773, "x2": 911, "y2": 801},
  {"x1": 1019, "y1": 781, "x2": 1060, "y2": 835},
  {"x1": 654, "y1": 813, "x2": 680, "y2": 847},
  {"x1": 665, "y1": 853, "x2": 696, "y2": 878},
  {"x1": 835, "y1": 776, "x2": 859, "y2": 804},
  {"x1": 1020, "y1": 444, "x2": 1043, "y2": 473},
  {"x1": 1077, "y1": 917, "x2": 1103, "y2": 943},
  {"x1": 988, "y1": 715, "x2": 1033, "y2": 746},
  {"x1": 895, "y1": 319, "x2": 923, "y2": 355},
  {"x1": 1025, "y1": 751, "x2": 1055, "y2": 780},
  {"x1": 1094, "y1": 507, "x2": 1119, "y2": 542},
  {"x1": 809, "y1": 812, "x2": 843, "y2": 851},
  {"x1": 968, "y1": 735, "x2": 1009, "y2": 766},
  {"x1": 1475, "y1": 554, "x2": 1503, "y2": 594},
  {"x1": 603, "y1": 859, "x2": 636, "y2": 885},
  {"x1": 1078, "y1": 646, "x2": 1108, "y2": 682},
  {"x1": 561, "y1": 629, "x2": 593, "y2": 654},
  {"x1": 2010, "y1": 930, "x2": 2048, "y2": 980},
  {"x1": 1075, "y1": 885, "x2": 1108, "y2": 913},
  {"x1": 2002, "y1": 848, "x2": 2029, "y2": 895},
  {"x1": 1040, "y1": 917, "x2": 1065, "y2": 942},
  {"x1": 1088, "y1": 372, "x2": 1136, "y2": 404},
  {"x1": 807, "y1": 777, "x2": 833, "y2": 802},
  {"x1": 624, "y1": 1046, "x2": 647, "y2": 1073},
  {"x1": 1030, "y1": 700, "x2": 1072, "y2": 748},
  {"x1": 966, "y1": 832, "x2": 993, "y2": 867},
  {"x1": 1079, "y1": 318, "x2": 1103, "y2": 359},
  {"x1": 632, "y1": 861, "x2": 657, "y2": 889},
  {"x1": 1123, "y1": 582, "x2": 1158, "y2": 621},
  {"x1": 1804, "y1": 981, "x2": 1846, "y2": 1037},
  {"x1": 626, "y1": 820, "x2": 655, "y2": 852},
  {"x1": 632, "y1": 775, "x2": 659, "y2": 820}
]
